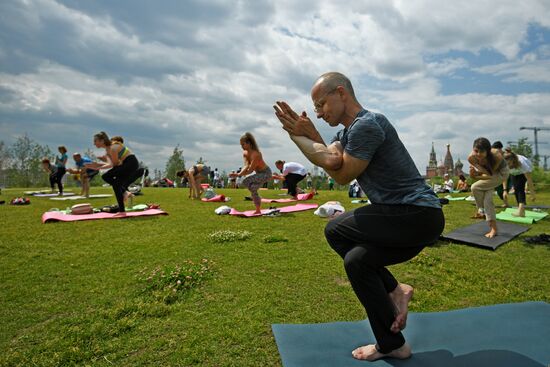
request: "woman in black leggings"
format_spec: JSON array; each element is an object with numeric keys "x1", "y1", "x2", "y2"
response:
[
  {"x1": 41, "y1": 158, "x2": 63, "y2": 195},
  {"x1": 88, "y1": 132, "x2": 139, "y2": 213},
  {"x1": 503, "y1": 149, "x2": 535, "y2": 217}
]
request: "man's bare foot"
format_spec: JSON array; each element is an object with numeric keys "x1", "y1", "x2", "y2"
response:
[
  {"x1": 484, "y1": 229, "x2": 497, "y2": 238},
  {"x1": 389, "y1": 283, "x2": 413, "y2": 333},
  {"x1": 253, "y1": 210, "x2": 262, "y2": 214},
  {"x1": 113, "y1": 212, "x2": 127, "y2": 217},
  {"x1": 511, "y1": 211, "x2": 525, "y2": 217},
  {"x1": 352, "y1": 343, "x2": 412, "y2": 361},
  {"x1": 471, "y1": 213, "x2": 485, "y2": 219}
]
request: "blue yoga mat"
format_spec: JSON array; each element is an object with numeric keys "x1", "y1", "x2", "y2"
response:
[{"x1": 272, "y1": 301, "x2": 550, "y2": 367}]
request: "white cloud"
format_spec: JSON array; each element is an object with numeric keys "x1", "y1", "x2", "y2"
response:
[{"x1": 1, "y1": 0, "x2": 550, "y2": 176}]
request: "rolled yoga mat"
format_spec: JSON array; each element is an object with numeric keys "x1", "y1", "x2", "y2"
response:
[{"x1": 272, "y1": 301, "x2": 550, "y2": 367}]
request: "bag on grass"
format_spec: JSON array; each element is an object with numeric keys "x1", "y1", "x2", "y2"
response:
[
  {"x1": 204, "y1": 188, "x2": 216, "y2": 199},
  {"x1": 100, "y1": 204, "x2": 119, "y2": 213},
  {"x1": 215, "y1": 205, "x2": 232, "y2": 215},
  {"x1": 71, "y1": 203, "x2": 93, "y2": 215},
  {"x1": 10, "y1": 197, "x2": 30, "y2": 205}
]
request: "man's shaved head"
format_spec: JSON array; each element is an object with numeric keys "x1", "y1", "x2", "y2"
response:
[{"x1": 314, "y1": 72, "x2": 356, "y2": 100}]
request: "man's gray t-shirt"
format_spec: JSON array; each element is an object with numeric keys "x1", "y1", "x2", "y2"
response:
[{"x1": 331, "y1": 109, "x2": 440, "y2": 208}]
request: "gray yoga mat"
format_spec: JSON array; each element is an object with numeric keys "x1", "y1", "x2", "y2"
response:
[
  {"x1": 272, "y1": 301, "x2": 550, "y2": 367},
  {"x1": 440, "y1": 221, "x2": 529, "y2": 250}
]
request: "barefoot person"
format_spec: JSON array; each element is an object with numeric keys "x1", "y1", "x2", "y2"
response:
[
  {"x1": 229, "y1": 132, "x2": 271, "y2": 214},
  {"x1": 503, "y1": 149, "x2": 535, "y2": 217},
  {"x1": 468, "y1": 137, "x2": 509, "y2": 238},
  {"x1": 274, "y1": 72, "x2": 444, "y2": 361},
  {"x1": 272, "y1": 160, "x2": 307, "y2": 199},
  {"x1": 87, "y1": 132, "x2": 140, "y2": 213},
  {"x1": 177, "y1": 164, "x2": 210, "y2": 199},
  {"x1": 492, "y1": 141, "x2": 511, "y2": 207},
  {"x1": 66, "y1": 153, "x2": 99, "y2": 198}
]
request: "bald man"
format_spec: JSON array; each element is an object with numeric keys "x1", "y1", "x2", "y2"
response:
[{"x1": 274, "y1": 72, "x2": 444, "y2": 361}]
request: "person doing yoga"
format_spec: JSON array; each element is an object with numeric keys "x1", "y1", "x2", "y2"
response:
[
  {"x1": 87, "y1": 131, "x2": 139, "y2": 213},
  {"x1": 41, "y1": 157, "x2": 63, "y2": 195},
  {"x1": 272, "y1": 160, "x2": 307, "y2": 199},
  {"x1": 229, "y1": 132, "x2": 271, "y2": 214},
  {"x1": 503, "y1": 149, "x2": 535, "y2": 218},
  {"x1": 177, "y1": 164, "x2": 210, "y2": 199},
  {"x1": 468, "y1": 137, "x2": 509, "y2": 238},
  {"x1": 66, "y1": 153, "x2": 99, "y2": 198},
  {"x1": 47, "y1": 145, "x2": 68, "y2": 195},
  {"x1": 274, "y1": 72, "x2": 444, "y2": 361}
]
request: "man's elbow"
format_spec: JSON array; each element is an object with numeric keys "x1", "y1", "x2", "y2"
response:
[
  {"x1": 324, "y1": 156, "x2": 343, "y2": 171},
  {"x1": 333, "y1": 174, "x2": 352, "y2": 185}
]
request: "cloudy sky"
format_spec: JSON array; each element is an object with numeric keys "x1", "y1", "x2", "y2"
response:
[{"x1": 1, "y1": 0, "x2": 550, "y2": 175}]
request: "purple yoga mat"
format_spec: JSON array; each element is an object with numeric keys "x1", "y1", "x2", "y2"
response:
[
  {"x1": 42, "y1": 209, "x2": 168, "y2": 223},
  {"x1": 261, "y1": 193, "x2": 314, "y2": 203},
  {"x1": 229, "y1": 203, "x2": 318, "y2": 217}
]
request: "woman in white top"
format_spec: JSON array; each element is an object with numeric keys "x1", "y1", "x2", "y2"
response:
[{"x1": 503, "y1": 149, "x2": 535, "y2": 217}]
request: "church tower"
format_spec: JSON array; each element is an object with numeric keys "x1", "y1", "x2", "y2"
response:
[
  {"x1": 444, "y1": 144, "x2": 454, "y2": 176},
  {"x1": 426, "y1": 142, "x2": 438, "y2": 178}
]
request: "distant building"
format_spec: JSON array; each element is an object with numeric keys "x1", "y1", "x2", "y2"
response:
[
  {"x1": 426, "y1": 143, "x2": 438, "y2": 178},
  {"x1": 443, "y1": 144, "x2": 454, "y2": 175},
  {"x1": 426, "y1": 143, "x2": 459, "y2": 177},
  {"x1": 455, "y1": 158, "x2": 464, "y2": 176}
]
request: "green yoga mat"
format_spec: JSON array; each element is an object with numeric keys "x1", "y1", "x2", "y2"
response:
[
  {"x1": 496, "y1": 208, "x2": 548, "y2": 224},
  {"x1": 272, "y1": 301, "x2": 550, "y2": 367}
]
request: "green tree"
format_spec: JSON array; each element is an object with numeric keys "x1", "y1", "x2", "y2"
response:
[
  {"x1": 509, "y1": 137, "x2": 533, "y2": 159},
  {"x1": 0, "y1": 141, "x2": 11, "y2": 187},
  {"x1": 8, "y1": 134, "x2": 52, "y2": 187},
  {"x1": 164, "y1": 145, "x2": 185, "y2": 181}
]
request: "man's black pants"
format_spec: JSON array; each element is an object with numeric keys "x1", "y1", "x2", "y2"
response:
[
  {"x1": 325, "y1": 204, "x2": 444, "y2": 353},
  {"x1": 285, "y1": 173, "x2": 306, "y2": 197}
]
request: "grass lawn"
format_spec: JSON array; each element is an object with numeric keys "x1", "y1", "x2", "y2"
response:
[{"x1": 1, "y1": 187, "x2": 549, "y2": 366}]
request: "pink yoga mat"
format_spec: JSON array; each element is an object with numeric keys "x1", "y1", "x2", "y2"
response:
[
  {"x1": 42, "y1": 209, "x2": 168, "y2": 223},
  {"x1": 201, "y1": 194, "x2": 227, "y2": 202},
  {"x1": 229, "y1": 203, "x2": 318, "y2": 217},
  {"x1": 261, "y1": 192, "x2": 314, "y2": 203}
]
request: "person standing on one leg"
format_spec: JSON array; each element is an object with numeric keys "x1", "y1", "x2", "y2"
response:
[
  {"x1": 229, "y1": 132, "x2": 271, "y2": 214},
  {"x1": 491, "y1": 141, "x2": 511, "y2": 208},
  {"x1": 503, "y1": 149, "x2": 535, "y2": 217},
  {"x1": 468, "y1": 137, "x2": 509, "y2": 238},
  {"x1": 272, "y1": 160, "x2": 306, "y2": 199},
  {"x1": 274, "y1": 72, "x2": 444, "y2": 361},
  {"x1": 86, "y1": 132, "x2": 140, "y2": 214}
]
